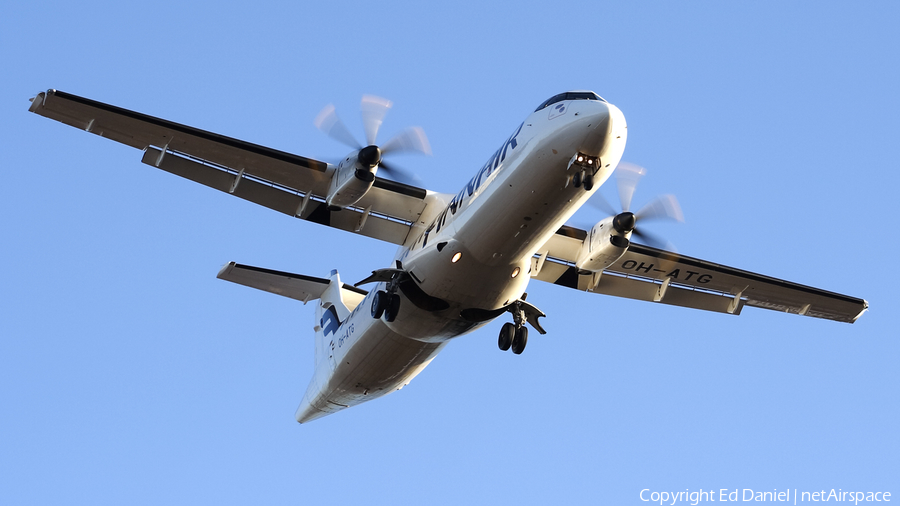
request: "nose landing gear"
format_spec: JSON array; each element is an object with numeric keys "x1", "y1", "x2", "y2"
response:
[
  {"x1": 569, "y1": 152, "x2": 599, "y2": 192},
  {"x1": 497, "y1": 296, "x2": 546, "y2": 355}
]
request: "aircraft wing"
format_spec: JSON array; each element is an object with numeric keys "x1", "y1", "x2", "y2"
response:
[
  {"x1": 217, "y1": 262, "x2": 367, "y2": 311},
  {"x1": 28, "y1": 89, "x2": 428, "y2": 245},
  {"x1": 532, "y1": 227, "x2": 868, "y2": 323}
]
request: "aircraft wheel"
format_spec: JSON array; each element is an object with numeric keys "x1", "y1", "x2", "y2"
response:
[
  {"x1": 511, "y1": 326, "x2": 528, "y2": 355},
  {"x1": 371, "y1": 290, "x2": 387, "y2": 319},
  {"x1": 583, "y1": 173, "x2": 593, "y2": 191},
  {"x1": 498, "y1": 322, "x2": 515, "y2": 351},
  {"x1": 573, "y1": 171, "x2": 583, "y2": 188},
  {"x1": 385, "y1": 293, "x2": 401, "y2": 322}
]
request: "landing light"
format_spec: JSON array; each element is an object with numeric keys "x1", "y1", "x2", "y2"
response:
[
  {"x1": 569, "y1": 152, "x2": 601, "y2": 171},
  {"x1": 451, "y1": 252, "x2": 462, "y2": 263},
  {"x1": 511, "y1": 267, "x2": 520, "y2": 278}
]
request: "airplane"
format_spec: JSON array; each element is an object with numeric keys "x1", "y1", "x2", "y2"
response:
[{"x1": 28, "y1": 89, "x2": 868, "y2": 423}]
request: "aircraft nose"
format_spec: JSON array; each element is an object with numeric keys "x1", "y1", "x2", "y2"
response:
[
  {"x1": 591, "y1": 101, "x2": 626, "y2": 160},
  {"x1": 574, "y1": 102, "x2": 615, "y2": 156}
]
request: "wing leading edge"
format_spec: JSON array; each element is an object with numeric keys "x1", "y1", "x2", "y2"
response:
[
  {"x1": 28, "y1": 89, "x2": 428, "y2": 245},
  {"x1": 534, "y1": 228, "x2": 868, "y2": 323}
]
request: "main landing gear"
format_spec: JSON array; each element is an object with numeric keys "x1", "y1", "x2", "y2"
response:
[
  {"x1": 360, "y1": 263, "x2": 407, "y2": 323},
  {"x1": 371, "y1": 290, "x2": 401, "y2": 322},
  {"x1": 497, "y1": 296, "x2": 546, "y2": 355}
]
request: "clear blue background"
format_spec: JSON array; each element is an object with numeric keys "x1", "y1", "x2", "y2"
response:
[{"x1": 2, "y1": 1, "x2": 897, "y2": 504}]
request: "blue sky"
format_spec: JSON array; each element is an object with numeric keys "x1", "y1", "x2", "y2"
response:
[{"x1": 2, "y1": 1, "x2": 897, "y2": 504}]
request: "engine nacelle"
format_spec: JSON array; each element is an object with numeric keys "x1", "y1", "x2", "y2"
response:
[
  {"x1": 574, "y1": 217, "x2": 631, "y2": 273},
  {"x1": 325, "y1": 146, "x2": 381, "y2": 210}
]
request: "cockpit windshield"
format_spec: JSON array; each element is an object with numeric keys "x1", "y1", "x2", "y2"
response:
[{"x1": 534, "y1": 91, "x2": 606, "y2": 112}]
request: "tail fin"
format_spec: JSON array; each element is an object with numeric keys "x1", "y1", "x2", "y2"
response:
[
  {"x1": 217, "y1": 262, "x2": 367, "y2": 367},
  {"x1": 313, "y1": 270, "x2": 352, "y2": 367}
]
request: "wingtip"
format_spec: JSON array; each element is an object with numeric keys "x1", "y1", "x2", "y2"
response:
[
  {"x1": 851, "y1": 300, "x2": 869, "y2": 323},
  {"x1": 216, "y1": 261, "x2": 237, "y2": 279},
  {"x1": 28, "y1": 91, "x2": 47, "y2": 112}
]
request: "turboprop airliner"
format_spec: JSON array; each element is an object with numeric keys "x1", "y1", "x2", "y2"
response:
[{"x1": 28, "y1": 90, "x2": 868, "y2": 423}]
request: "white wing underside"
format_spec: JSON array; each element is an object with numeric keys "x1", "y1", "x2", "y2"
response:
[
  {"x1": 29, "y1": 90, "x2": 430, "y2": 245},
  {"x1": 532, "y1": 226, "x2": 867, "y2": 323}
]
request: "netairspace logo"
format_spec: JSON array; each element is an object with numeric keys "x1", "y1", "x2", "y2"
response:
[{"x1": 639, "y1": 489, "x2": 892, "y2": 506}]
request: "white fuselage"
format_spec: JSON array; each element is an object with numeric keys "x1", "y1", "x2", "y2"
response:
[{"x1": 297, "y1": 97, "x2": 627, "y2": 422}]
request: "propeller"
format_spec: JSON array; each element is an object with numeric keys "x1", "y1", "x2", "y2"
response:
[
  {"x1": 588, "y1": 162, "x2": 684, "y2": 249},
  {"x1": 314, "y1": 95, "x2": 431, "y2": 182}
]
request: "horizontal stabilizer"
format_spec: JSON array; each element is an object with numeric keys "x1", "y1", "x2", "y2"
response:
[{"x1": 217, "y1": 262, "x2": 367, "y2": 309}]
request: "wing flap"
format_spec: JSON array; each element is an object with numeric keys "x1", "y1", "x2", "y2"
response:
[
  {"x1": 143, "y1": 147, "x2": 413, "y2": 243},
  {"x1": 217, "y1": 262, "x2": 367, "y2": 310},
  {"x1": 534, "y1": 228, "x2": 867, "y2": 323},
  {"x1": 534, "y1": 261, "x2": 743, "y2": 315},
  {"x1": 142, "y1": 147, "x2": 234, "y2": 192}
]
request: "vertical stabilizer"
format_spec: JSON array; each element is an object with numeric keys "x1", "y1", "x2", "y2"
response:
[{"x1": 313, "y1": 270, "x2": 351, "y2": 368}]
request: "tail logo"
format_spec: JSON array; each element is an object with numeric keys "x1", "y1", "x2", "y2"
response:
[{"x1": 320, "y1": 306, "x2": 340, "y2": 337}]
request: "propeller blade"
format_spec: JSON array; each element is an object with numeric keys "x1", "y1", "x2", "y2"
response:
[
  {"x1": 615, "y1": 162, "x2": 646, "y2": 212},
  {"x1": 360, "y1": 95, "x2": 392, "y2": 146},
  {"x1": 378, "y1": 160, "x2": 422, "y2": 185},
  {"x1": 587, "y1": 193, "x2": 619, "y2": 217},
  {"x1": 381, "y1": 126, "x2": 432, "y2": 156},
  {"x1": 635, "y1": 194, "x2": 684, "y2": 223},
  {"x1": 314, "y1": 104, "x2": 361, "y2": 149},
  {"x1": 632, "y1": 227, "x2": 670, "y2": 250}
]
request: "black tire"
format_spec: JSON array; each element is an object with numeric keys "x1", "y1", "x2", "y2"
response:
[
  {"x1": 371, "y1": 291, "x2": 386, "y2": 319},
  {"x1": 573, "y1": 171, "x2": 583, "y2": 188},
  {"x1": 512, "y1": 326, "x2": 528, "y2": 355},
  {"x1": 498, "y1": 323, "x2": 515, "y2": 351},
  {"x1": 385, "y1": 294, "x2": 401, "y2": 322},
  {"x1": 583, "y1": 173, "x2": 593, "y2": 191}
]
